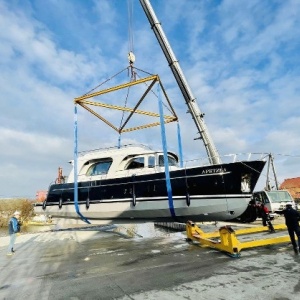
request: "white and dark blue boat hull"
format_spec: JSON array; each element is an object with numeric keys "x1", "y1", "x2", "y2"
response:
[{"x1": 35, "y1": 160, "x2": 265, "y2": 223}]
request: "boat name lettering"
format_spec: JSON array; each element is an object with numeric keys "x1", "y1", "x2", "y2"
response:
[{"x1": 202, "y1": 168, "x2": 227, "y2": 174}]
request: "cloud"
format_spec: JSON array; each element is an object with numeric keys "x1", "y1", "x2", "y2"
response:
[{"x1": 0, "y1": 0, "x2": 300, "y2": 198}]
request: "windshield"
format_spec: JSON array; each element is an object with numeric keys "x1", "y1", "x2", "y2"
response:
[
  {"x1": 158, "y1": 155, "x2": 178, "y2": 167},
  {"x1": 266, "y1": 191, "x2": 293, "y2": 203},
  {"x1": 86, "y1": 159, "x2": 112, "y2": 176}
]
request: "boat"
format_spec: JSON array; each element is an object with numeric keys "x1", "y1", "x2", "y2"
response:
[
  {"x1": 35, "y1": 144, "x2": 265, "y2": 223},
  {"x1": 34, "y1": 0, "x2": 266, "y2": 223}
]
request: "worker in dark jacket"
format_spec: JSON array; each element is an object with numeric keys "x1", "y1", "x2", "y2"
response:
[{"x1": 283, "y1": 203, "x2": 300, "y2": 254}]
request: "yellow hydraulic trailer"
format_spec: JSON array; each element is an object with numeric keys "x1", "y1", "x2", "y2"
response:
[{"x1": 186, "y1": 220, "x2": 292, "y2": 257}]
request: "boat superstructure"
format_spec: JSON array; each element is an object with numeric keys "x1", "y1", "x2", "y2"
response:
[{"x1": 68, "y1": 144, "x2": 179, "y2": 182}]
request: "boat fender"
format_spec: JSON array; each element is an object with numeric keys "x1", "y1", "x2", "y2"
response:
[
  {"x1": 42, "y1": 200, "x2": 47, "y2": 210},
  {"x1": 186, "y1": 193, "x2": 191, "y2": 206},
  {"x1": 132, "y1": 174, "x2": 136, "y2": 207},
  {"x1": 59, "y1": 198, "x2": 63, "y2": 209},
  {"x1": 86, "y1": 198, "x2": 90, "y2": 209}
]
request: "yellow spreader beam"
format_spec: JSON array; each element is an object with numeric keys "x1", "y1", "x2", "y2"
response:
[
  {"x1": 186, "y1": 221, "x2": 292, "y2": 258},
  {"x1": 74, "y1": 74, "x2": 178, "y2": 134}
]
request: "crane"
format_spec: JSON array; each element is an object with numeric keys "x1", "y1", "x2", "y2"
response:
[{"x1": 139, "y1": 0, "x2": 221, "y2": 165}]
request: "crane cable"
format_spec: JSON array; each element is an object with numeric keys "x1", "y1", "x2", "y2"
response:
[
  {"x1": 118, "y1": 0, "x2": 136, "y2": 148},
  {"x1": 126, "y1": 1, "x2": 174, "y2": 121},
  {"x1": 127, "y1": 0, "x2": 134, "y2": 58},
  {"x1": 127, "y1": 0, "x2": 136, "y2": 80}
]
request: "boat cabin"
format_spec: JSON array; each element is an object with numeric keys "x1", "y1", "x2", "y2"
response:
[{"x1": 67, "y1": 145, "x2": 179, "y2": 183}]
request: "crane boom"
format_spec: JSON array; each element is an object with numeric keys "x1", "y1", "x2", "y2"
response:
[{"x1": 139, "y1": 0, "x2": 221, "y2": 165}]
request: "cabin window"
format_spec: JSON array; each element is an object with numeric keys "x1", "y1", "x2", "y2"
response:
[
  {"x1": 254, "y1": 192, "x2": 269, "y2": 204},
  {"x1": 253, "y1": 193, "x2": 262, "y2": 203},
  {"x1": 158, "y1": 155, "x2": 178, "y2": 167},
  {"x1": 148, "y1": 156, "x2": 155, "y2": 168},
  {"x1": 126, "y1": 157, "x2": 145, "y2": 169},
  {"x1": 86, "y1": 159, "x2": 112, "y2": 176},
  {"x1": 262, "y1": 193, "x2": 269, "y2": 203}
]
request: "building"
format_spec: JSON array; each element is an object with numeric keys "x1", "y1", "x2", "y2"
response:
[{"x1": 280, "y1": 177, "x2": 300, "y2": 202}]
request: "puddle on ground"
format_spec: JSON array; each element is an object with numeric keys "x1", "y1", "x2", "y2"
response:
[{"x1": 112, "y1": 222, "x2": 185, "y2": 239}]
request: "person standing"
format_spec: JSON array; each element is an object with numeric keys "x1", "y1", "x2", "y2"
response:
[
  {"x1": 283, "y1": 203, "x2": 300, "y2": 254},
  {"x1": 260, "y1": 203, "x2": 275, "y2": 233},
  {"x1": 7, "y1": 211, "x2": 21, "y2": 255}
]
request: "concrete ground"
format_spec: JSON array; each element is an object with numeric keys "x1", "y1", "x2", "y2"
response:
[{"x1": 0, "y1": 217, "x2": 299, "y2": 300}]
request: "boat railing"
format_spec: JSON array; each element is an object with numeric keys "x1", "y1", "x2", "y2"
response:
[
  {"x1": 77, "y1": 143, "x2": 152, "y2": 157},
  {"x1": 183, "y1": 152, "x2": 269, "y2": 168}
]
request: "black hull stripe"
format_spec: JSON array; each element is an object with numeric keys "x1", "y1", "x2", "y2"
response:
[
  {"x1": 37, "y1": 194, "x2": 251, "y2": 206},
  {"x1": 52, "y1": 172, "x2": 232, "y2": 191}
]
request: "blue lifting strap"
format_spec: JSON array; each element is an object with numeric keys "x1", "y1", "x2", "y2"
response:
[
  {"x1": 118, "y1": 135, "x2": 121, "y2": 149},
  {"x1": 74, "y1": 105, "x2": 91, "y2": 224},
  {"x1": 177, "y1": 122, "x2": 183, "y2": 168},
  {"x1": 157, "y1": 83, "x2": 176, "y2": 219}
]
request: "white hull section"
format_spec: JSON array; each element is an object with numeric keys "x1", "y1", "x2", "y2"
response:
[{"x1": 35, "y1": 194, "x2": 251, "y2": 223}]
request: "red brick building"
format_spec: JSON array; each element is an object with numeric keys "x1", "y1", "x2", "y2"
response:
[{"x1": 280, "y1": 177, "x2": 300, "y2": 202}]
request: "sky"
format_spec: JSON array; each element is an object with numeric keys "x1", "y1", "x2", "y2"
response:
[{"x1": 0, "y1": 0, "x2": 300, "y2": 199}]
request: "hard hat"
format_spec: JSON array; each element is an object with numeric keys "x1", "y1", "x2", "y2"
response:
[
  {"x1": 286, "y1": 203, "x2": 293, "y2": 207},
  {"x1": 14, "y1": 211, "x2": 21, "y2": 216}
]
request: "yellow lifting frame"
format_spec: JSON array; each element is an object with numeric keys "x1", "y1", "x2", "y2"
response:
[
  {"x1": 186, "y1": 220, "x2": 292, "y2": 258},
  {"x1": 74, "y1": 74, "x2": 178, "y2": 134}
]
